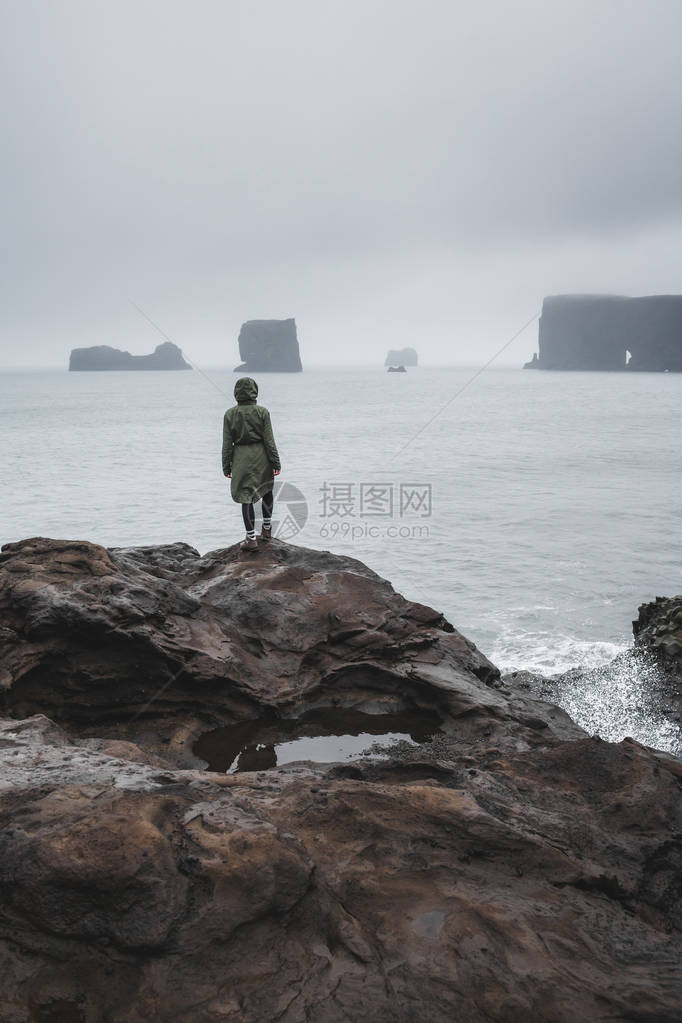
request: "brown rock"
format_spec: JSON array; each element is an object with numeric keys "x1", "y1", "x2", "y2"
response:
[
  {"x1": 0, "y1": 538, "x2": 680, "y2": 1021},
  {"x1": 0, "y1": 536, "x2": 577, "y2": 759},
  {"x1": 0, "y1": 723, "x2": 680, "y2": 1021}
]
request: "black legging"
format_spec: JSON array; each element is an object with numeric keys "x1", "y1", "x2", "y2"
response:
[{"x1": 241, "y1": 489, "x2": 274, "y2": 531}]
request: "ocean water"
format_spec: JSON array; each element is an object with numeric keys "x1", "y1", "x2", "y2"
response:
[{"x1": 1, "y1": 365, "x2": 680, "y2": 753}]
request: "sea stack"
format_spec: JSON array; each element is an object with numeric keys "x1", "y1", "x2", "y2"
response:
[
  {"x1": 69, "y1": 341, "x2": 191, "y2": 371},
  {"x1": 524, "y1": 294, "x2": 682, "y2": 371},
  {"x1": 234, "y1": 319, "x2": 303, "y2": 372},
  {"x1": 385, "y1": 346, "x2": 418, "y2": 367}
]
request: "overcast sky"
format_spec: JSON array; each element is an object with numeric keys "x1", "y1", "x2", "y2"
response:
[{"x1": 2, "y1": 0, "x2": 682, "y2": 367}]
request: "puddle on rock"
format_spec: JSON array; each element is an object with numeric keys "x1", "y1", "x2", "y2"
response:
[
  {"x1": 194, "y1": 708, "x2": 441, "y2": 773},
  {"x1": 412, "y1": 910, "x2": 446, "y2": 940}
]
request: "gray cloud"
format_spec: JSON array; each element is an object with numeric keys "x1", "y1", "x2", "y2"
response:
[{"x1": 2, "y1": 0, "x2": 682, "y2": 366}]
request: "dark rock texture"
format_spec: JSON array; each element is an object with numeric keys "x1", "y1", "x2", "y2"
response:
[
  {"x1": 69, "y1": 341, "x2": 191, "y2": 371},
  {"x1": 385, "y1": 347, "x2": 418, "y2": 366},
  {"x1": 634, "y1": 594, "x2": 682, "y2": 664},
  {"x1": 524, "y1": 294, "x2": 682, "y2": 371},
  {"x1": 234, "y1": 319, "x2": 302, "y2": 372},
  {"x1": 0, "y1": 537, "x2": 510, "y2": 750},
  {"x1": 0, "y1": 538, "x2": 681, "y2": 1021},
  {"x1": 633, "y1": 595, "x2": 682, "y2": 719}
]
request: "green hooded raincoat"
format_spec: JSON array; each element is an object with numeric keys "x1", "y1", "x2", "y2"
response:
[{"x1": 222, "y1": 378, "x2": 281, "y2": 504}]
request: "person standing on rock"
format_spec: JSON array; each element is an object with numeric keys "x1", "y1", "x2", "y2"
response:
[{"x1": 222, "y1": 377, "x2": 281, "y2": 551}]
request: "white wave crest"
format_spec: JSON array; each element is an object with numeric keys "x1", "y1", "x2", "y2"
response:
[{"x1": 490, "y1": 629, "x2": 629, "y2": 676}]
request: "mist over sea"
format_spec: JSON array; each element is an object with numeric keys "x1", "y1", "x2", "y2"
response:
[{"x1": 2, "y1": 365, "x2": 680, "y2": 753}]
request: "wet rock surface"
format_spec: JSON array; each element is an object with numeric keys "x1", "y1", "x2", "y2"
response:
[
  {"x1": 0, "y1": 538, "x2": 681, "y2": 1021},
  {"x1": 0, "y1": 536, "x2": 565, "y2": 762},
  {"x1": 634, "y1": 595, "x2": 682, "y2": 671}
]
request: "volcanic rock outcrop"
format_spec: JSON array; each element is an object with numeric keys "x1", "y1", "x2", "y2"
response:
[
  {"x1": 69, "y1": 341, "x2": 191, "y2": 371},
  {"x1": 631, "y1": 594, "x2": 682, "y2": 719},
  {"x1": 234, "y1": 319, "x2": 302, "y2": 372},
  {"x1": 634, "y1": 594, "x2": 682, "y2": 664},
  {"x1": 385, "y1": 346, "x2": 418, "y2": 367},
  {"x1": 524, "y1": 294, "x2": 682, "y2": 371},
  {"x1": 0, "y1": 537, "x2": 681, "y2": 1022}
]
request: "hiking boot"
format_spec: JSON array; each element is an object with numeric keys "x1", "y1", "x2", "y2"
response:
[
  {"x1": 260, "y1": 525, "x2": 272, "y2": 541},
  {"x1": 240, "y1": 537, "x2": 258, "y2": 552}
]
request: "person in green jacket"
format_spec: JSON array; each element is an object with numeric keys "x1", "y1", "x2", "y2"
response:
[{"x1": 222, "y1": 377, "x2": 281, "y2": 551}]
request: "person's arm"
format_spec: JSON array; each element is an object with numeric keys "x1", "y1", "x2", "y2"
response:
[
  {"x1": 261, "y1": 409, "x2": 281, "y2": 472},
  {"x1": 222, "y1": 412, "x2": 234, "y2": 476}
]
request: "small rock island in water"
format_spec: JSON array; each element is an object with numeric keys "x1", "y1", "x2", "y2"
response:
[
  {"x1": 69, "y1": 341, "x2": 191, "y2": 371},
  {"x1": 525, "y1": 294, "x2": 682, "y2": 370},
  {"x1": 0, "y1": 535, "x2": 680, "y2": 1020},
  {"x1": 385, "y1": 346, "x2": 418, "y2": 366},
  {"x1": 234, "y1": 318, "x2": 302, "y2": 372}
]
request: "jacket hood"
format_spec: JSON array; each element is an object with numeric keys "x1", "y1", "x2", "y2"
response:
[{"x1": 234, "y1": 377, "x2": 258, "y2": 404}]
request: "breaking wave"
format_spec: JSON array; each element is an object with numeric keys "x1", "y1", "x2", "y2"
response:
[
  {"x1": 489, "y1": 628, "x2": 629, "y2": 677},
  {"x1": 554, "y1": 651, "x2": 681, "y2": 757},
  {"x1": 492, "y1": 627, "x2": 681, "y2": 757}
]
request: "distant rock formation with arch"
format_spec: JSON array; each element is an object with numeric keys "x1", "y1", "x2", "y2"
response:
[{"x1": 524, "y1": 295, "x2": 682, "y2": 371}]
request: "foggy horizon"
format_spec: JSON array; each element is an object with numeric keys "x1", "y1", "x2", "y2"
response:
[
  {"x1": 2, "y1": 6, "x2": 682, "y2": 1006},
  {"x1": 3, "y1": 0, "x2": 682, "y2": 368}
]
